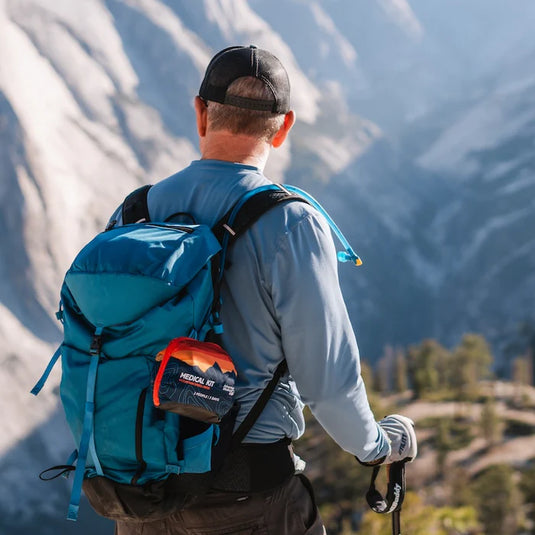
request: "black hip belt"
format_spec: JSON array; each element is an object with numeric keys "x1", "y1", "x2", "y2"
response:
[{"x1": 211, "y1": 438, "x2": 295, "y2": 493}]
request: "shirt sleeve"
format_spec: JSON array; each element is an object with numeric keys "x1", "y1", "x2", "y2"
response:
[{"x1": 268, "y1": 211, "x2": 391, "y2": 463}]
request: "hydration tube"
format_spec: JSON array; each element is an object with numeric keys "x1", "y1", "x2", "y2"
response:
[
  {"x1": 220, "y1": 184, "x2": 362, "y2": 275},
  {"x1": 282, "y1": 185, "x2": 362, "y2": 266}
]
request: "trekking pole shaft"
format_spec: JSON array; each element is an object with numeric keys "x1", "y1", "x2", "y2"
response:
[{"x1": 392, "y1": 509, "x2": 401, "y2": 535}]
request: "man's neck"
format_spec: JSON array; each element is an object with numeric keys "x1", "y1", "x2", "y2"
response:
[{"x1": 199, "y1": 132, "x2": 270, "y2": 170}]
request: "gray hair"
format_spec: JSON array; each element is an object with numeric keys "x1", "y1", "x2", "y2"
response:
[{"x1": 206, "y1": 77, "x2": 286, "y2": 141}]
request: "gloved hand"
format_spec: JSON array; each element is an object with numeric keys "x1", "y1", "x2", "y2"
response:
[{"x1": 378, "y1": 414, "x2": 417, "y2": 464}]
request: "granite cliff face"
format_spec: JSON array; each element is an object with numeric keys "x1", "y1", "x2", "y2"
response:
[{"x1": 0, "y1": 1, "x2": 533, "y2": 531}]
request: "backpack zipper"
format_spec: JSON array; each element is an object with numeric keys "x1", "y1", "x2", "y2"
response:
[
  {"x1": 144, "y1": 223, "x2": 194, "y2": 233},
  {"x1": 131, "y1": 388, "x2": 148, "y2": 485}
]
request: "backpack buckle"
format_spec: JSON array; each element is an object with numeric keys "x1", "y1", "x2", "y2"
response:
[
  {"x1": 90, "y1": 334, "x2": 102, "y2": 356},
  {"x1": 56, "y1": 301, "x2": 64, "y2": 323}
]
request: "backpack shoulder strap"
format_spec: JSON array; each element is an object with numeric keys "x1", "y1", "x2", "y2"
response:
[
  {"x1": 212, "y1": 185, "x2": 307, "y2": 244},
  {"x1": 122, "y1": 184, "x2": 152, "y2": 225},
  {"x1": 121, "y1": 184, "x2": 307, "y2": 234},
  {"x1": 208, "y1": 185, "x2": 309, "y2": 335},
  {"x1": 231, "y1": 359, "x2": 288, "y2": 448},
  {"x1": 211, "y1": 185, "x2": 308, "y2": 447}
]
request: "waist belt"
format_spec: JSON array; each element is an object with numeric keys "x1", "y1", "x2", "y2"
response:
[{"x1": 211, "y1": 438, "x2": 295, "y2": 493}]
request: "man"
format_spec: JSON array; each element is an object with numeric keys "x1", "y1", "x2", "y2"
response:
[{"x1": 113, "y1": 45, "x2": 416, "y2": 535}]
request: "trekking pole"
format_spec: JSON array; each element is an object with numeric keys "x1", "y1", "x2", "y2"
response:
[{"x1": 365, "y1": 460, "x2": 407, "y2": 535}]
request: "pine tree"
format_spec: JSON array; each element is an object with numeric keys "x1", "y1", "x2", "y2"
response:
[
  {"x1": 512, "y1": 355, "x2": 531, "y2": 386},
  {"x1": 472, "y1": 464, "x2": 522, "y2": 535},
  {"x1": 451, "y1": 334, "x2": 493, "y2": 401},
  {"x1": 447, "y1": 467, "x2": 475, "y2": 509},
  {"x1": 519, "y1": 465, "x2": 535, "y2": 534},
  {"x1": 512, "y1": 355, "x2": 533, "y2": 407},
  {"x1": 479, "y1": 397, "x2": 504, "y2": 448},
  {"x1": 408, "y1": 339, "x2": 449, "y2": 399},
  {"x1": 436, "y1": 418, "x2": 453, "y2": 475}
]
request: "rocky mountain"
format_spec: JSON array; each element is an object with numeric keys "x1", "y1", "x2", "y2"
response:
[
  {"x1": 415, "y1": 60, "x2": 535, "y2": 364},
  {"x1": 0, "y1": 0, "x2": 534, "y2": 532}
]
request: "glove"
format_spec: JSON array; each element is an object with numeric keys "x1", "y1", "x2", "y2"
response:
[{"x1": 378, "y1": 414, "x2": 417, "y2": 464}]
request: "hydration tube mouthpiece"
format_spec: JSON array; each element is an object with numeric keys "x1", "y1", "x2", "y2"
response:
[{"x1": 337, "y1": 251, "x2": 363, "y2": 266}]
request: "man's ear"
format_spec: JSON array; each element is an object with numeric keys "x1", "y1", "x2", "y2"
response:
[
  {"x1": 272, "y1": 110, "x2": 295, "y2": 148},
  {"x1": 194, "y1": 96, "x2": 208, "y2": 137}
]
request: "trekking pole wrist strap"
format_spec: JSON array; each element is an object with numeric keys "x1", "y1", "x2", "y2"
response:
[{"x1": 365, "y1": 460, "x2": 407, "y2": 514}]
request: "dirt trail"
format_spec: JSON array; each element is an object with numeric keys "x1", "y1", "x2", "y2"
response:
[{"x1": 386, "y1": 383, "x2": 535, "y2": 477}]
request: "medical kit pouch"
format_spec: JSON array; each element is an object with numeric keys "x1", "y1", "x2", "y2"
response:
[{"x1": 152, "y1": 337, "x2": 237, "y2": 424}]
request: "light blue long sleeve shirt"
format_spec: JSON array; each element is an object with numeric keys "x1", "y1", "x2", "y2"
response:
[{"x1": 111, "y1": 159, "x2": 390, "y2": 463}]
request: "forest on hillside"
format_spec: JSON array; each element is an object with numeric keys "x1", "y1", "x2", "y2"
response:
[{"x1": 296, "y1": 333, "x2": 535, "y2": 535}]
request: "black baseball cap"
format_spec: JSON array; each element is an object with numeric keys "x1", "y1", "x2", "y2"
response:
[{"x1": 199, "y1": 45, "x2": 291, "y2": 114}]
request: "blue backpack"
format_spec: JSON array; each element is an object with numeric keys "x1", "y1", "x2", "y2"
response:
[{"x1": 31, "y1": 184, "x2": 361, "y2": 522}]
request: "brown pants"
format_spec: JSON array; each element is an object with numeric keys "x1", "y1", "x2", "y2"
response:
[{"x1": 114, "y1": 474, "x2": 325, "y2": 535}]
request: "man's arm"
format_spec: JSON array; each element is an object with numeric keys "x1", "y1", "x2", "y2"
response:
[{"x1": 268, "y1": 210, "x2": 391, "y2": 463}]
